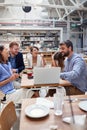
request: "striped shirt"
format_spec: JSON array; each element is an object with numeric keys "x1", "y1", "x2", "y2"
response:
[{"x1": 60, "y1": 53, "x2": 87, "y2": 92}]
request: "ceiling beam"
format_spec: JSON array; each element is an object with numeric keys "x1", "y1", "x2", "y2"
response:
[
  {"x1": 52, "y1": 0, "x2": 61, "y2": 18},
  {"x1": 69, "y1": 0, "x2": 77, "y2": 6},
  {"x1": 62, "y1": 0, "x2": 87, "y2": 20},
  {"x1": 61, "y1": 0, "x2": 68, "y2": 15},
  {"x1": 0, "y1": 3, "x2": 81, "y2": 9},
  {"x1": 0, "y1": 2, "x2": 87, "y2": 10}
]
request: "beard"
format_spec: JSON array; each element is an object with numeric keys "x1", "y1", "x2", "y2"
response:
[{"x1": 62, "y1": 50, "x2": 69, "y2": 57}]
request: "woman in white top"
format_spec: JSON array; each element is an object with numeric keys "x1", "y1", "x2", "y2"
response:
[
  {"x1": 27, "y1": 46, "x2": 46, "y2": 68},
  {"x1": 27, "y1": 46, "x2": 46, "y2": 97}
]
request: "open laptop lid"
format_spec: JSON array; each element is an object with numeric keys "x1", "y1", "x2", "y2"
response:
[{"x1": 33, "y1": 67, "x2": 61, "y2": 85}]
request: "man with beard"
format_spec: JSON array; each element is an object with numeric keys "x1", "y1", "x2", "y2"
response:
[
  {"x1": 9, "y1": 42, "x2": 25, "y2": 89},
  {"x1": 59, "y1": 40, "x2": 87, "y2": 95},
  {"x1": 9, "y1": 42, "x2": 25, "y2": 73}
]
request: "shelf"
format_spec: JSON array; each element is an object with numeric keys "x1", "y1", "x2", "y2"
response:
[
  {"x1": 0, "y1": 30, "x2": 60, "y2": 51},
  {"x1": 20, "y1": 33, "x2": 59, "y2": 37}
]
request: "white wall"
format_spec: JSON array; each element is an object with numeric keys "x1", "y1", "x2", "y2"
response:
[{"x1": 63, "y1": 27, "x2": 78, "y2": 52}]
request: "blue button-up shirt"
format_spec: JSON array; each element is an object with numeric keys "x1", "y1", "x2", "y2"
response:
[
  {"x1": 60, "y1": 53, "x2": 87, "y2": 92},
  {"x1": 0, "y1": 62, "x2": 15, "y2": 94},
  {"x1": 10, "y1": 56, "x2": 18, "y2": 73}
]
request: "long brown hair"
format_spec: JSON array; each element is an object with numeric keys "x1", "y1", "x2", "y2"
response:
[
  {"x1": 30, "y1": 46, "x2": 39, "y2": 53},
  {"x1": 54, "y1": 52, "x2": 65, "y2": 70},
  {"x1": 0, "y1": 45, "x2": 4, "y2": 63}
]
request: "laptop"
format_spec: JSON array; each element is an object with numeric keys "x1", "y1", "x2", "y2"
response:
[{"x1": 33, "y1": 67, "x2": 61, "y2": 85}]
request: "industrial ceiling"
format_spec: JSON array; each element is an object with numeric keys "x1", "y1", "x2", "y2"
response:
[{"x1": 0, "y1": 0, "x2": 87, "y2": 28}]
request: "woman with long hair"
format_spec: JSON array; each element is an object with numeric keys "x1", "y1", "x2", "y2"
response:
[
  {"x1": 0, "y1": 45, "x2": 34, "y2": 103},
  {"x1": 52, "y1": 52, "x2": 65, "y2": 71},
  {"x1": 27, "y1": 46, "x2": 46, "y2": 68}
]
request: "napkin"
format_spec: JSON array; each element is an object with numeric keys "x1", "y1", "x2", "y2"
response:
[
  {"x1": 36, "y1": 97, "x2": 54, "y2": 109},
  {"x1": 63, "y1": 115, "x2": 86, "y2": 125}
]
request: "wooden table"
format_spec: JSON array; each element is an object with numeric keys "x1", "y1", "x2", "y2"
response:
[
  {"x1": 19, "y1": 95, "x2": 87, "y2": 130},
  {"x1": 21, "y1": 74, "x2": 71, "y2": 88}
]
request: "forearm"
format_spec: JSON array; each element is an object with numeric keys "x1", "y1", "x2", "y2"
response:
[
  {"x1": 0, "y1": 73, "x2": 19, "y2": 87},
  {"x1": 60, "y1": 78, "x2": 72, "y2": 87},
  {"x1": 0, "y1": 77, "x2": 11, "y2": 87},
  {"x1": 60, "y1": 71, "x2": 80, "y2": 83},
  {"x1": 61, "y1": 59, "x2": 85, "y2": 81}
]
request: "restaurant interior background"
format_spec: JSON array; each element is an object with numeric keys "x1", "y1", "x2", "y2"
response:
[
  {"x1": 0, "y1": 1, "x2": 87, "y2": 130},
  {"x1": 0, "y1": 0, "x2": 87, "y2": 56}
]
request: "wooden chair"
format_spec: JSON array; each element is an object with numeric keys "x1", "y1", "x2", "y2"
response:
[{"x1": 0, "y1": 101, "x2": 17, "y2": 130}]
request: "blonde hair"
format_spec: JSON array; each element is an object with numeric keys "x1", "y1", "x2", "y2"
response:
[{"x1": 9, "y1": 42, "x2": 19, "y2": 48}]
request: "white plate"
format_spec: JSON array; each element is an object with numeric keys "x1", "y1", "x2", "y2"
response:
[
  {"x1": 78, "y1": 101, "x2": 87, "y2": 111},
  {"x1": 36, "y1": 97, "x2": 54, "y2": 109},
  {"x1": 25, "y1": 104, "x2": 49, "y2": 118},
  {"x1": 63, "y1": 115, "x2": 86, "y2": 125}
]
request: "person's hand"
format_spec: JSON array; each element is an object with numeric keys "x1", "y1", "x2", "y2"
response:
[
  {"x1": 12, "y1": 69, "x2": 17, "y2": 73},
  {"x1": 9, "y1": 73, "x2": 19, "y2": 81}
]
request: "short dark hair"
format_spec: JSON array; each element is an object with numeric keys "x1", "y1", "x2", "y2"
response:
[
  {"x1": 0, "y1": 45, "x2": 4, "y2": 63},
  {"x1": 9, "y1": 41, "x2": 19, "y2": 48},
  {"x1": 59, "y1": 40, "x2": 73, "y2": 51},
  {"x1": 30, "y1": 46, "x2": 39, "y2": 53}
]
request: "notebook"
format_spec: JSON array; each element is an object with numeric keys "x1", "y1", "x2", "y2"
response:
[{"x1": 33, "y1": 67, "x2": 61, "y2": 85}]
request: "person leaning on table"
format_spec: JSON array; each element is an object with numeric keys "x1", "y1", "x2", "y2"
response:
[
  {"x1": 0, "y1": 45, "x2": 34, "y2": 103},
  {"x1": 52, "y1": 51, "x2": 65, "y2": 71},
  {"x1": 51, "y1": 52, "x2": 66, "y2": 96},
  {"x1": 59, "y1": 40, "x2": 87, "y2": 95}
]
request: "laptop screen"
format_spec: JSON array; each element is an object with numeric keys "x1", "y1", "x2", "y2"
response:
[{"x1": 33, "y1": 67, "x2": 61, "y2": 85}]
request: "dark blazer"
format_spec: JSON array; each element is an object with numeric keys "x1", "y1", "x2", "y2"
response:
[{"x1": 9, "y1": 52, "x2": 25, "y2": 73}]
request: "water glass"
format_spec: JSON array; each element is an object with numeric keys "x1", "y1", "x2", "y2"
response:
[
  {"x1": 53, "y1": 93, "x2": 63, "y2": 116},
  {"x1": 56, "y1": 87, "x2": 66, "y2": 104},
  {"x1": 39, "y1": 87, "x2": 48, "y2": 97}
]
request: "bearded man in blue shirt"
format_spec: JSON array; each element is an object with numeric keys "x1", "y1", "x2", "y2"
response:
[
  {"x1": 59, "y1": 40, "x2": 87, "y2": 95},
  {"x1": 9, "y1": 42, "x2": 25, "y2": 89}
]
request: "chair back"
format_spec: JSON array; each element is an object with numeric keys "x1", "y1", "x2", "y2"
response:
[{"x1": 0, "y1": 101, "x2": 17, "y2": 130}]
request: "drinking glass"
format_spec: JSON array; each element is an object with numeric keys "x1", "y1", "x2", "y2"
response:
[
  {"x1": 53, "y1": 93, "x2": 63, "y2": 116},
  {"x1": 39, "y1": 87, "x2": 48, "y2": 97},
  {"x1": 56, "y1": 87, "x2": 66, "y2": 104}
]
